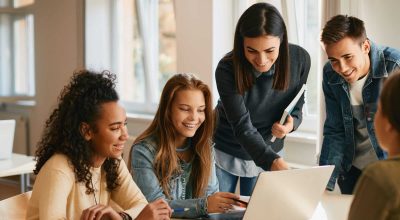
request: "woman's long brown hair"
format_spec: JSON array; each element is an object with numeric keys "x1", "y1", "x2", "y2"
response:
[
  {"x1": 230, "y1": 2, "x2": 290, "y2": 94},
  {"x1": 130, "y1": 73, "x2": 214, "y2": 198}
]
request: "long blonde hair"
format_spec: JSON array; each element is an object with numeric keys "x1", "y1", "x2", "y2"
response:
[{"x1": 130, "y1": 73, "x2": 214, "y2": 198}]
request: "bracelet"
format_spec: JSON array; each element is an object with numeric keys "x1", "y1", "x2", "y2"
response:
[{"x1": 119, "y1": 212, "x2": 132, "y2": 220}]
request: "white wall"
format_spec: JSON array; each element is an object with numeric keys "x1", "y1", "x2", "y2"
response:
[
  {"x1": 28, "y1": 0, "x2": 84, "y2": 153},
  {"x1": 174, "y1": 0, "x2": 213, "y2": 88},
  {"x1": 175, "y1": 0, "x2": 235, "y2": 105},
  {"x1": 357, "y1": 0, "x2": 400, "y2": 49}
]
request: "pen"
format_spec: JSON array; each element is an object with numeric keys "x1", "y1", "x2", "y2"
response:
[{"x1": 172, "y1": 208, "x2": 190, "y2": 213}]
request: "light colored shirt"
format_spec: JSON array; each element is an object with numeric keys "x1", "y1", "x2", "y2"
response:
[
  {"x1": 349, "y1": 73, "x2": 378, "y2": 169},
  {"x1": 349, "y1": 73, "x2": 368, "y2": 105},
  {"x1": 214, "y1": 148, "x2": 263, "y2": 177},
  {"x1": 26, "y1": 154, "x2": 147, "y2": 220}
]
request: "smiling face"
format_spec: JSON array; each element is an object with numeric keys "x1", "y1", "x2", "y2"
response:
[
  {"x1": 325, "y1": 37, "x2": 371, "y2": 83},
  {"x1": 243, "y1": 35, "x2": 281, "y2": 73},
  {"x1": 84, "y1": 101, "x2": 128, "y2": 167},
  {"x1": 170, "y1": 89, "x2": 206, "y2": 147}
]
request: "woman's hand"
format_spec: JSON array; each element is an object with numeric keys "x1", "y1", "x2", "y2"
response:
[
  {"x1": 136, "y1": 198, "x2": 172, "y2": 220},
  {"x1": 270, "y1": 158, "x2": 289, "y2": 171},
  {"x1": 271, "y1": 115, "x2": 294, "y2": 139},
  {"x1": 207, "y1": 192, "x2": 240, "y2": 213},
  {"x1": 80, "y1": 204, "x2": 121, "y2": 220}
]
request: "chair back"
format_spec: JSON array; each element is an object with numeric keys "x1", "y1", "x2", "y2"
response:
[
  {"x1": 0, "y1": 191, "x2": 32, "y2": 219},
  {"x1": 122, "y1": 136, "x2": 136, "y2": 164}
]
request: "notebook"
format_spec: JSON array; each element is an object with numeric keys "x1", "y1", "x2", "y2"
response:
[
  {"x1": 271, "y1": 84, "x2": 306, "y2": 142},
  {"x1": 206, "y1": 165, "x2": 334, "y2": 220},
  {"x1": 0, "y1": 120, "x2": 16, "y2": 160}
]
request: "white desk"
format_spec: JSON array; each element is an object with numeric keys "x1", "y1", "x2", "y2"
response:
[
  {"x1": 0, "y1": 153, "x2": 35, "y2": 192},
  {"x1": 310, "y1": 193, "x2": 354, "y2": 220}
]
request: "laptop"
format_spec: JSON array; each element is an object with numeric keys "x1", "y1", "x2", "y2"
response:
[
  {"x1": 206, "y1": 165, "x2": 334, "y2": 220},
  {"x1": 0, "y1": 120, "x2": 16, "y2": 160}
]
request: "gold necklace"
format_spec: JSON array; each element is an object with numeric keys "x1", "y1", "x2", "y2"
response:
[
  {"x1": 90, "y1": 170, "x2": 101, "y2": 205},
  {"x1": 90, "y1": 179, "x2": 98, "y2": 205}
]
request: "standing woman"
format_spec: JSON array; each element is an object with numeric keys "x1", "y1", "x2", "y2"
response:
[
  {"x1": 27, "y1": 70, "x2": 171, "y2": 220},
  {"x1": 130, "y1": 73, "x2": 239, "y2": 219},
  {"x1": 214, "y1": 2, "x2": 310, "y2": 195}
]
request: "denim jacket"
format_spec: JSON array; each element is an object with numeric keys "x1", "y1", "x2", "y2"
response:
[
  {"x1": 130, "y1": 136, "x2": 219, "y2": 218},
  {"x1": 320, "y1": 41, "x2": 400, "y2": 190}
]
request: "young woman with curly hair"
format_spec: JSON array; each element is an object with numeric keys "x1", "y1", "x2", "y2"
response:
[
  {"x1": 27, "y1": 70, "x2": 171, "y2": 220},
  {"x1": 129, "y1": 73, "x2": 239, "y2": 219}
]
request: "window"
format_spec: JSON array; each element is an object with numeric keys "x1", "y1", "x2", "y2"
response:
[
  {"x1": 244, "y1": 0, "x2": 321, "y2": 133},
  {"x1": 85, "y1": 0, "x2": 177, "y2": 114},
  {"x1": 284, "y1": 0, "x2": 320, "y2": 116},
  {"x1": 0, "y1": 0, "x2": 35, "y2": 98}
]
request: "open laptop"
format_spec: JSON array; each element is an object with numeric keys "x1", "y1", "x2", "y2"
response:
[
  {"x1": 0, "y1": 120, "x2": 16, "y2": 160},
  {"x1": 206, "y1": 165, "x2": 334, "y2": 220}
]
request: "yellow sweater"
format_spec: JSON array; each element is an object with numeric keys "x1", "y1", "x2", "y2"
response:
[{"x1": 26, "y1": 154, "x2": 147, "y2": 220}]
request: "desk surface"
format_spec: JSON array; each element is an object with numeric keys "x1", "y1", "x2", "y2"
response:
[
  {"x1": 0, "y1": 153, "x2": 35, "y2": 177},
  {"x1": 313, "y1": 193, "x2": 354, "y2": 220}
]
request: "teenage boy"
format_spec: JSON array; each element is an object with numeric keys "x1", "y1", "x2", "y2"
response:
[{"x1": 319, "y1": 15, "x2": 400, "y2": 194}]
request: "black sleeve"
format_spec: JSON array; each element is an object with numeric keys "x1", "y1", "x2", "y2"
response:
[{"x1": 215, "y1": 59, "x2": 279, "y2": 170}]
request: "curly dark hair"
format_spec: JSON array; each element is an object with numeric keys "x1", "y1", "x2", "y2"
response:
[{"x1": 34, "y1": 69, "x2": 121, "y2": 194}]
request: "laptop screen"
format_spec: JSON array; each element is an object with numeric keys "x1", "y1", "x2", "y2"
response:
[
  {"x1": 243, "y1": 166, "x2": 334, "y2": 220},
  {"x1": 0, "y1": 120, "x2": 16, "y2": 160}
]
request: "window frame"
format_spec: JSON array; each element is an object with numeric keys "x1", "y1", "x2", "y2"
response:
[
  {"x1": 281, "y1": 0, "x2": 321, "y2": 134},
  {"x1": 85, "y1": 0, "x2": 176, "y2": 114},
  {"x1": 0, "y1": 3, "x2": 35, "y2": 100}
]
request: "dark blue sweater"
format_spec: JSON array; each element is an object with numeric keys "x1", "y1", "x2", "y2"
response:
[{"x1": 214, "y1": 44, "x2": 311, "y2": 170}]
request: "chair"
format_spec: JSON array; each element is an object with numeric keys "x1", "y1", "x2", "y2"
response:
[
  {"x1": 122, "y1": 136, "x2": 136, "y2": 165},
  {"x1": 0, "y1": 191, "x2": 32, "y2": 219}
]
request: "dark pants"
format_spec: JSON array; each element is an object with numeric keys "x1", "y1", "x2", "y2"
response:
[{"x1": 338, "y1": 166, "x2": 362, "y2": 195}]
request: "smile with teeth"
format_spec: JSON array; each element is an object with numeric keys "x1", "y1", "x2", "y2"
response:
[
  {"x1": 257, "y1": 63, "x2": 267, "y2": 67},
  {"x1": 183, "y1": 123, "x2": 198, "y2": 129},
  {"x1": 113, "y1": 144, "x2": 124, "y2": 150},
  {"x1": 342, "y1": 69, "x2": 354, "y2": 77}
]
